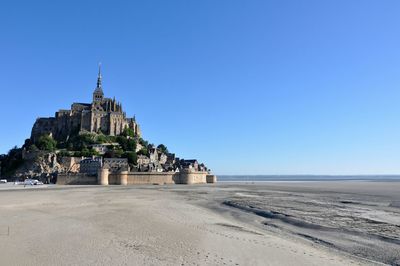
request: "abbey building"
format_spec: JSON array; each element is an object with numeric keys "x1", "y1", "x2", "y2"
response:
[{"x1": 31, "y1": 66, "x2": 141, "y2": 142}]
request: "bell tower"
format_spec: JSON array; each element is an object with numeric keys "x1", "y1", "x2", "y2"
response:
[{"x1": 93, "y1": 63, "x2": 104, "y2": 102}]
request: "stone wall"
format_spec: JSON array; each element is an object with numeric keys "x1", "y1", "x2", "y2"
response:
[
  {"x1": 104, "y1": 158, "x2": 129, "y2": 172},
  {"x1": 57, "y1": 170, "x2": 215, "y2": 186},
  {"x1": 177, "y1": 170, "x2": 207, "y2": 184},
  {"x1": 206, "y1": 174, "x2": 217, "y2": 183},
  {"x1": 109, "y1": 172, "x2": 175, "y2": 185},
  {"x1": 57, "y1": 173, "x2": 97, "y2": 185}
]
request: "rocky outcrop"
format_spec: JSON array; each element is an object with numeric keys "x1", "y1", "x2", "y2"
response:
[{"x1": 15, "y1": 151, "x2": 80, "y2": 178}]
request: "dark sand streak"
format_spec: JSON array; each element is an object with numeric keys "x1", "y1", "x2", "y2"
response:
[{"x1": 211, "y1": 182, "x2": 400, "y2": 265}]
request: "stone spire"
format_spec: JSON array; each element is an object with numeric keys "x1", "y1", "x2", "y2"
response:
[
  {"x1": 97, "y1": 62, "x2": 102, "y2": 89},
  {"x1": 93, "y1": 63, "x2": 104, "y2": 102}
]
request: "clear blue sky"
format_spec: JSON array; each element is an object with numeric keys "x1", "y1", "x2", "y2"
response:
[{"x1": 1, "y1": 0, "x2": 400, "y2": 175}]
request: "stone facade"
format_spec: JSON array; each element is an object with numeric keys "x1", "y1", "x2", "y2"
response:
[
  {"x1": 91, "y1": 144, "x2": 109, "y2": 155},
  {"x1": 103, "y1": 158, "x2": 129, "y2": 172},
  {"x1": 137, "y1": 155, "x2": 150, "y2": 166},
  {"x1": 57, "y1": 173, "x2": 97, "y2": 185},
  {"x1": 31, "y1": 66, "x2": 141, "y2": 142},
  {"x1": 80, "y1": 157, "x2": 102, "y2": 175}
]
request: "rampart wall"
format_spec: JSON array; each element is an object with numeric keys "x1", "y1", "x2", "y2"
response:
[
  {"x1": 109, "y1": 172, "x2": 175, "y2": 185},
  {"x1": 57, "y1": 173, "x2": 97, "y2": 185},
  {"x1": 57, "y1": 170, "x2": 216, "y2": 185}
]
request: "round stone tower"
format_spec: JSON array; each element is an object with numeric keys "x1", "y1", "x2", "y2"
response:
[
  {"x1": 119, "y1": 171, "x2": 128, "y2": 186},
  {"x1": 98, "y1": 168, "x2": 109, "y2": 185}
]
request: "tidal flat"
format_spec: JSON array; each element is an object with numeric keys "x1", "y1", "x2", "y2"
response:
[
  {"x1": 0, "y1": 181, "x2": 398, "y2": 265},
  {"x1": 209, "y1": 181, "x2": 400, "y2": 265}
]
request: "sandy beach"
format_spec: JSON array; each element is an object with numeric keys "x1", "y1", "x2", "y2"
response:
[{"x1": 0, "y1": 181, "x2": 398, "y2": 265}]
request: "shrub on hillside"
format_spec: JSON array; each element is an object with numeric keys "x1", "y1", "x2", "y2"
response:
[{"x1": 36, "y1": 135, "x2": 57, "y2": 151}]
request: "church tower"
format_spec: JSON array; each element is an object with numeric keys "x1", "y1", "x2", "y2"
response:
[{"x1": 93, "y1": 63, "x2": 104, "y2": 102}]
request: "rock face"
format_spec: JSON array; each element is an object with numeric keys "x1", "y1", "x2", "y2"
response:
[{"x1": 15, "y1": 151, "x2": 80, "y2": 179}]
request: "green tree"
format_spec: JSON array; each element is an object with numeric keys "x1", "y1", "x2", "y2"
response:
[
  {"x1": 28, "y1": 144, "x2": 39, "y2": 152},
  {"x1": 66, "y1": 133, "x2": 96, "y2": 151},
  {"x1": 79, "y1": 133, "x2": 97, "y2": 145},
  {"x1": 116, "y1": 136, "x2": 137, "y2": 152},
  {"x1": 114, "y1": 148, "x2": 124, "y2": 158},
  {"x1": 96, "y1": 134, "x2": 108, "y2": 144},
  {"x1": 36, "y1": 135, "x2": 57, "y2": 151},
  {"x1": 122, "y1": 127, "x2": 135, "y2": 138},
  {"x1": 81, "y1": 147, "x2": 90, "y2": 157},
  {"x1": 104, "y1": 146, "x2": 124, "y2": 158},
  {"x1": 1, "y1": 147, "x2": 24, "y2": 177},
  {"x1": 126, "y1": 139, "x2": 136, "y2": 152},
  {"x1": 23, "y1": 138, "x2": 32, "y2": 149},
  {"x1": 157, "y1": 144, "x2": 169, "y2": 154},
  {"x1": 139, "y1": 138, "x2": 149, "y2": 147},
  {"x1": 73, "y1": 151, "x2": 82, "y2": 157},
  {"x1": 95, "y1": 134, "x2": 116, "y2": 144},
  {"x1": 116, "y1": 136, "x2": 128, "y2": 150},
  {"x1": 123, "y1": 151, "x2": 137, "y2": 165},
  {"x1": 80, "y1": 147, "x2": 99, "y2": 157},
  {"x1": 58, "y1": 150, "x2": 71, "y2": 157},
  {"x1": 137, "y1": 148, "x2": 149, "y2": 157}
]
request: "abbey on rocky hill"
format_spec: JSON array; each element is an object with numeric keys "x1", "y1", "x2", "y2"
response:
[
  {"x1": 0, "y1": 65, "x2": 217, "y2": 185},
  {"x1": 31, "y1": 65, "x2": 141, "y2": 142}
]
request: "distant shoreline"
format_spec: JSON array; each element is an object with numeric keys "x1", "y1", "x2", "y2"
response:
[{"x1": 218, "y1": 175, "x2": 400, "y2": 182}]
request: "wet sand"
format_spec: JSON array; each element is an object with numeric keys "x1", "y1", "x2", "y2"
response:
[
  {"x1": 0, "y1": 181, "x2": 397, "y2": 265},
  {"x1": 210, "y1": 181, "x2": 400, "y2": 265}
]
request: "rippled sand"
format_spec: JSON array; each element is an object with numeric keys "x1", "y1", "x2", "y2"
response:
[{"x1": 211, "y1": 181, "x2": 400, "y2": 265}]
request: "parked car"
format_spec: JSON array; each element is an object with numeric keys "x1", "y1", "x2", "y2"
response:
[
  {"x1": 0, "y1": 179, "x2": 7, "y2": 184},
  {"x1": 24, "y1": 179, "x2": 43, "y2": 186}
]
